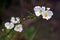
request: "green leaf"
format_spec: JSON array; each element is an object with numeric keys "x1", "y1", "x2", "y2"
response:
[{"x1": 24, "y1": 26, "x2": 36, "y2": 40}]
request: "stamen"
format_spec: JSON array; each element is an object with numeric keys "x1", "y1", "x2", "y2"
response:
[
  {"x1": 39, "y1": 10, "x2": 42, "y2": 15},
  {"x1": 9, "y1": 26, "x2": 12, "y2": 29},
  {"x1": 44, "y1": 13, "x2": 48, "y2": 17},
  {"x1": 16, "y1": 27, "x2": 19, "y2": 30}
]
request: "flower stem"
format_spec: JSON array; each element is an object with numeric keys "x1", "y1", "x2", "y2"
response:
[{"x1": 0, "y1": 29, "x2": 13, "y2": 40}]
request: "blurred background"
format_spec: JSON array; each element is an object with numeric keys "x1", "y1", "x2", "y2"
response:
[{"x1": 0, "y1": 0, "x2": 60, "y2": 40}]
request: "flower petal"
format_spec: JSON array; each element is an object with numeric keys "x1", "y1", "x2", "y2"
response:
[
  {"x1": 42, "y1": 6, "x2": 45, "y2": 11},
  {"x1": 5, "y1": 22, "x2": 10, "y2": 27},
  {"x1": 35, "y1": 11, "x2": 40, "y2": 16},
  {"x1": 47, "y1": 8, "x2": 50, "y2": 10},
  {"x1": 34, "y1": 6, "x2": 41, "y2": 12}
]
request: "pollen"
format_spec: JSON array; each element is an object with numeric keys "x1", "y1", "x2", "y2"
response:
[
  {"x1": 16, "y1": 27, "x2": 19, "y2": 30},
  {"x1": 9, "y1": 26, "x2": 12, "y2": 29},
  {"x1": 44, "y1": 13, "x2": 48, "y2": 17},
  {"x1": 39, "y1": 10, "x2": 42, "y2": 15}
]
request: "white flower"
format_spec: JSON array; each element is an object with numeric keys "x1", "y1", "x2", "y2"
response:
[
  {"x1": 5, "y1": 22, "x2": 14, "y2": 29},
  {"x1": 14, "y1": 24, "x2": 23, "y2": 32},
  {"x1": 42, "y1": 10, "x2": 53, "y2": 20},
  {"x1": 34, "y1": 6, "x2": 45, "y2": 16},
  {"x1": 11, "y1": 17, "x2": 20, "y2": 24}
]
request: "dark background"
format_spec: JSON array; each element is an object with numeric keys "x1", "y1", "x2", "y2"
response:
[{"x1": 0, "y1": 0, "x2": 60, "y2": 40}]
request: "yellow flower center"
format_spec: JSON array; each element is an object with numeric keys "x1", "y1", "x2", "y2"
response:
[
  {"x1": 39, "y1": 10, "x2": 42, "y2": 15},
  {"x1": 9, "y1": 26, "x2": 12, "y2": 29},
  {"x1": 16, "y1": 27, "x2": 19, "y2": 30},
  {"x1": 14, "y1": 21, "x2": 17, "y2": 23},
  {"x1": 44, "y1": 13, "x2": 48, "y2": 17}
]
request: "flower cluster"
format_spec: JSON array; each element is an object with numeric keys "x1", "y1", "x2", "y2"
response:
[
  {"x1": 34, "y1": 6, "x2": 53, "y2": 20},
  {"x1": 5, "y1": 17, "x2": 23, "y2": 32},
  {"x1": 4, "y1": 6, "x2": 53, "y2": 32}
]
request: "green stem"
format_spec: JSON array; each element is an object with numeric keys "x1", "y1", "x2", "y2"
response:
[
  {"x1": 30, "y1": 26, "x2": 40, "y2": 40},
  {"x1": 0, "y1": 29, "x2": 13, "y2": 40}
]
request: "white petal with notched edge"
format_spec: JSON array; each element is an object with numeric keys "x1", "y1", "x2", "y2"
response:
[
  {"x1": 14, "y1": 24, "x2": 23, "y2": 32},
  {"x1": 42, "y1": 10, "x2": 53, "y2": 20},
  {"x1": 34, "y1": 6, "x2": 41, "y2": 12},
  {"x1": 11, "y1": 17, "x2": 20, "y2": 24},
  {"x1": 5, "y1": 22, "x2": 14, "y2": 29}
]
